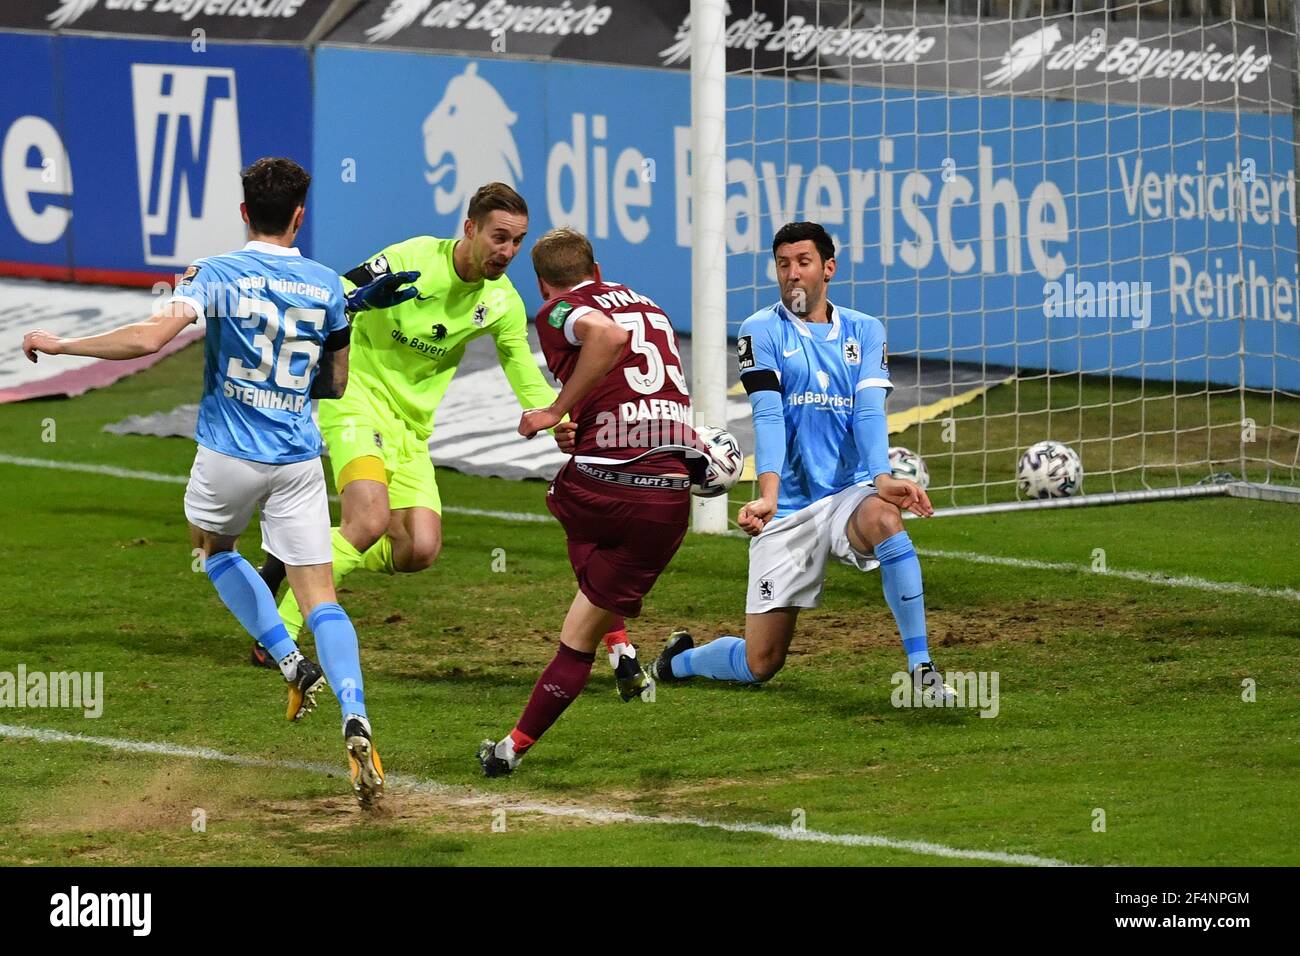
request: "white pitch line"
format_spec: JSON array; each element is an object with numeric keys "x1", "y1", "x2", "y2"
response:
[
  {"x1": 0, "y1": 453, "x2": 550, "y2": 523},
  {"x1": 0, "y1": 722, "x2": 1073, "y2": 867},
  {"x1": 916, "y1": 547, "x2": 1300, "y2": 603},
  {"x1": 2, "y1": 452, "x2": 1291, "y2": 601},
  {"x1": 0, "y1": 453, "x2": 188, "y2": 485}
]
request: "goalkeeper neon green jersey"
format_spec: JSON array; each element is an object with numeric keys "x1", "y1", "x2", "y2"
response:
[{"x1": 340, "y1": 235, "x2": 556, "y2": 441}]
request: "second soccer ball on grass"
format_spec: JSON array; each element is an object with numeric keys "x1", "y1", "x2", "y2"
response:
[{"x1": 1017, "y1": 440, "x2": 1084, "y2": 499}]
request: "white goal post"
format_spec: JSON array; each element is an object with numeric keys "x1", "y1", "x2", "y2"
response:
[{"x1": 690, "y1": 0, "x2": 731, "y2": 533}]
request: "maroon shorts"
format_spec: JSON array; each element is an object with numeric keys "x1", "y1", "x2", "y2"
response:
[{"x1": 546, "y1": 462, "x2": 691, "y2": 618}]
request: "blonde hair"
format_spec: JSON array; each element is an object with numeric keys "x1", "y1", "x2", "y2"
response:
[{"x1": 530, "y1": 226, "x2": 595, "y2": 288}]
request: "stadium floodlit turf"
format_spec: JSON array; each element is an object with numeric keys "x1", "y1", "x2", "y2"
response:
[{"x1": 1, "y1": 344, "x2": 1297, "y2": 866}]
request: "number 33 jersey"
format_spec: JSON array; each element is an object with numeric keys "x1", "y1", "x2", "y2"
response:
[
  {"x1": 170, "y1": 240, "x2": 350, "y2": 465},
  {"x1": 535, "y1": 279, "x2": 692, "y2": 476}
]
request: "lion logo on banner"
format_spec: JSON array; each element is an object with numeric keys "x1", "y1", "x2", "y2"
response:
[
  {"x1": 47, "y1": 0, "x2": 97, "y2": 29},
  {"x1": 983, "y1": 25, "x2": 1063, "y2": 86},
  {"x1": 421, "y1": 62, "x2": 523, "y2": 216},
  {"x1": 365, "y1": 0, "x2": 432, "y2": 43}
]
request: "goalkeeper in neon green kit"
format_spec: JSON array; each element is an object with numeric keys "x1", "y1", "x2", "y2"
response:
[{"x1": 254, "y1": 183, "x2": 653, "y2": 700}]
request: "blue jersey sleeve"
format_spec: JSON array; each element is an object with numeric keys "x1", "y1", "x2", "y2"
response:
[
  {"x1": 855, "y1": 318, "x2": 892, "y2": 393},
  {"x1": 852, "y1": 318, "x2": 892, "y2": 480},
  {"x1": 737, "y1": 314, "x2": 786, "y2": 479},
  {"x1": 170, "y1": 260, "x2": 217, "y2": 317},
  {"x1": 852, "y1": 386, "x2": 892, "y2": 481},
  {"x1": 736, "y1": 315, "x2": 781, "y2": 376}
]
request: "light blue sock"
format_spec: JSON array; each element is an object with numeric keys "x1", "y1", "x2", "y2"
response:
[
  {"x1": 874, "y1": 530, "x2": 930, "y2": 671},
  {"x1": 307, "y1": 602, "x2": 367, "y2": 722},
  {"x1": 671, "y1": 635, "x2": 758, "y2": 683},
  {"x1": 205, "y1": 551, "x2": 297, "y2": 662}
]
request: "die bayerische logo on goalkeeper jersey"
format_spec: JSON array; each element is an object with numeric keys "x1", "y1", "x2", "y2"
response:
[{"x1": 130, "y1": 64, "x2": 245, "y2": 267}]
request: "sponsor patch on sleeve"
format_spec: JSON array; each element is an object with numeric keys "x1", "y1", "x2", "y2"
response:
[
  {"x1": 737, "y1": 334, "x2": 755, "y2": 370},
  {"x1": 344, "y1": 254, "x2": 392, "y2": 288},
  {"x1": 548, "y1": 300, "x2": 573, "y2": 329},
  {"x1": 880, "y1": 341, "x2": 889, "y2": 371},
  {"x1": 181, "y1": 264, "x2": 201, "y2": 284}
]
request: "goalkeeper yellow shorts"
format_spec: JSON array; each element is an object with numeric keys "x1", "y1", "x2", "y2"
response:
[{"x1": 318, "y1": 384, "x2": 441, "y2": 514}]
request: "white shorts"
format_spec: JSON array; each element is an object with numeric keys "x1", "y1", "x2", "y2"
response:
[
  {"x1": 184, "y1": 445, "x2": 333, "y2": 566},
  {"x1": 746, "y1": 481, "x2": 880, "y2": 613}
]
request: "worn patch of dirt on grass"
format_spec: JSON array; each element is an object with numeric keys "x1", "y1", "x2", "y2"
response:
[
  {"x1": 257, "y1": 788, "x2": 627, "y2": 836},
  {"x1": 636, "y1": 597, "x2": 1154, "y2": 660},
  {"x1": 23, "y1": 764, "x2": 245, "y2": 835},
  {"x1": 357, "y1": 597, "x2": 1157, "y2": 678}
]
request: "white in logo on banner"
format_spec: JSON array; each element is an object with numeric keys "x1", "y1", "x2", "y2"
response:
[
  {"x1": 47, "y1": 0, "x2": 97, "y2": 29},
  {"x1": 983, "y1": 26, "x2": 1062, "y2": 86},
  {"x1": 131, "y1": 64, "x2": 244, "y2": 268},
  {"x1": 422, "y1": 63, "x2": 522, "y2": 216}
]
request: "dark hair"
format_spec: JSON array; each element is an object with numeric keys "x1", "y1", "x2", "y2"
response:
[
  {"x1": 241, "y1": 157, "x2": 311, "y2": 236},
  {"x1": 531, "y1": 226, "x2": 595, "y2": 287},
  {"x1": 772, "y1": 221, "x2": 835, "y2": 263},
  {"x1": 467, "y1": 181, "x2": 529, "y2": 224}
]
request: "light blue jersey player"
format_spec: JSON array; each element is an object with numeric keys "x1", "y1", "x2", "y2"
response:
[
  {"x1": 22, "y1": 158, "x2": 384, "y2": 805},
  {"x1": 175, "y1": 242, "x2": 348, "y2": 465},
  {"x1": 648, "y1": 221, "x2": 955, "y2": 700}
]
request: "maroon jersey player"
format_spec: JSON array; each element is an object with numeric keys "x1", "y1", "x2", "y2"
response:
[{"x1": 477, "y1": 227, "x2": 695, "y2": 777}]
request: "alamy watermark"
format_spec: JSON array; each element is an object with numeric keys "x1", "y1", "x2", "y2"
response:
[
  {"x1": 891, "y1": 669, "x2": 1000, "y2": 717},
  {"x1": 50, "y1": 886, "x2": 150, "y2": 936},
  {"x1": 1043, "y1": 274, "x2": 1153, "y2": 329},
  {"x1": 0, "y1": 665, "x2": 103, "y2": 718}
]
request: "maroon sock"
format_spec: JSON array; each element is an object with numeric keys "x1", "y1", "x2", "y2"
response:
[{"x1": 513, "y1": 642, "x2": 596, "y2": 751}]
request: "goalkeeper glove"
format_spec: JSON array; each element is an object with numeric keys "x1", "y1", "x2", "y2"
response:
[{"x1": 346, "y1": 270, "x2": 421, "y2": 314}]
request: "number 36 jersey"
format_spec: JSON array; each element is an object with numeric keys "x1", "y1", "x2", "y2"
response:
[
  {"x1": 170, "y1": 240, "x2": 350, "y2": 465},
  {"x1": 535, "y1": 279, "x2": 692, "y2": 477}
]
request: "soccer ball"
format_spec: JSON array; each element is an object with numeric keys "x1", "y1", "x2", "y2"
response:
[
  {"x1": 1017, "y1": 440, "x2": 1083, "y2": 499},
  {"x1": 888, "y1": 446, "x2": 930, "y2": 490},
  {"x1": 691, "y1": 424, "x2": 744, "y2": 498}
]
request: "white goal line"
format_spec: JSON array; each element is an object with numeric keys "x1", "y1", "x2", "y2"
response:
[{"x1": 0, "y1": 722, "x2": 1075, "y2": 867}]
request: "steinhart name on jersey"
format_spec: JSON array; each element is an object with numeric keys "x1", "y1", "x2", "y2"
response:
[{"x1": 223, "y1": 380, "x2": 308, "y2": 413}]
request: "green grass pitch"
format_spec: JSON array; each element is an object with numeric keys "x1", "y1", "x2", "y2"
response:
[{"x1": 0, "y1": 344, "x2": 1297, "y2": 866}]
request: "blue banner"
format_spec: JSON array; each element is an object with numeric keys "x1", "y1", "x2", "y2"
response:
[
  {"x1": 313, "y1": 45, "x2": 1299, "y2": 390},
  {"x1": 0, "y1": 32, "x2": 312, "y2": 284},
  {"x1": 0, "y1": 32, "x2": 66, "y2": 274},
  {"x1": 5, "y1": 33, "x2": 1294, "y2": 389}
]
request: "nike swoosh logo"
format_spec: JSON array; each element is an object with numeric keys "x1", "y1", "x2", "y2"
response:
[
  {"x1": 782, "y1": 347, "x2": 800, "y2": 356},
  {"x1": 901, "y1": 592, "x2": 923, "y2": 602}
]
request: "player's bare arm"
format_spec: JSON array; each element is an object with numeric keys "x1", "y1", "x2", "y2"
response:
[
  {"x1": 22, "y1": 300, "x2": 197, "y2": 363},
  {"x1": 873, "y1": 473, "x2": 934, "y2": 517},
  {"x1": 310, "y1": 344, "x2": 350, "y2": 400},
  {"x1": 518, "y1": 311, "x2": 629, "y2": 438},
  {"x1": 553, "y1": 420, "x2": 579, "y2": 454}
]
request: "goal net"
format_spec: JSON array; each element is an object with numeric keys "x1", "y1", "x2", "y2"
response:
[{"x1": 713, "y1": 0, "x2": 1300, "y2": 510}]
